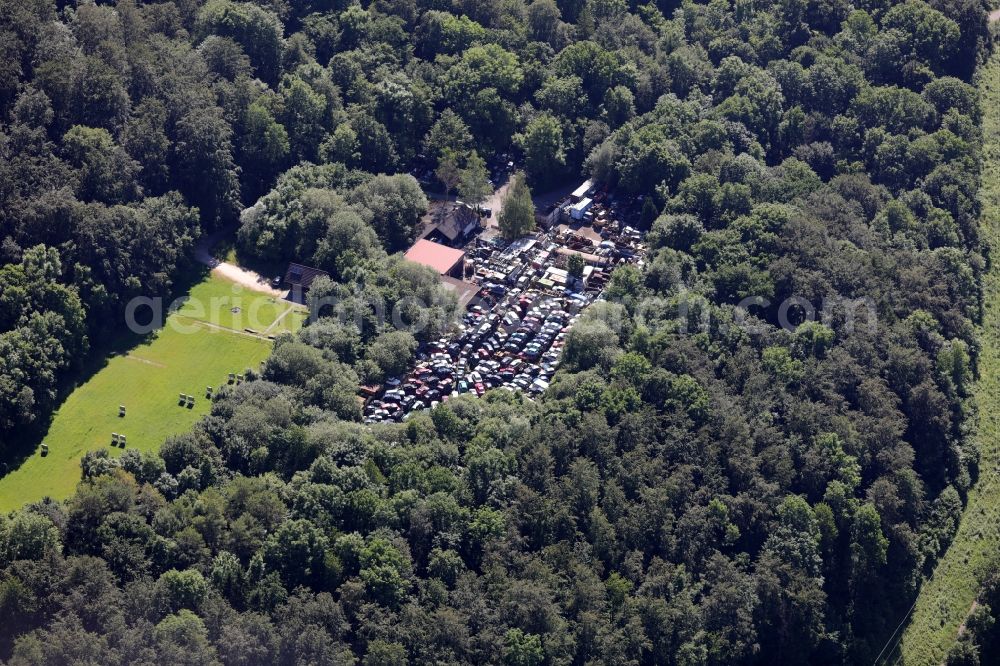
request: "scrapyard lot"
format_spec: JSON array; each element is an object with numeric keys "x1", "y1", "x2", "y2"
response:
[{"x1": 364, "y1": 191, "x2": 647, "y2": 423}]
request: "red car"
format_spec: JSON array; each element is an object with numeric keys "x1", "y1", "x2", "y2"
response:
[{"x1": 474, "y1": 382, "x2": 485, "y2": 396}]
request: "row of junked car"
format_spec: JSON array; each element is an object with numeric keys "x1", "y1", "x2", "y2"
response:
[{"x1": 363, "y1": 289, "x2": 583, "y2": 423}]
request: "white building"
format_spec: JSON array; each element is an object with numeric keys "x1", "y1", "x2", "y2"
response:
[
  {"x1": 571, "y1": 179, "x2": 594, "y2": 202},
  {"x1": 570, "y1": 197, "x2": 593, "y2": 221}
]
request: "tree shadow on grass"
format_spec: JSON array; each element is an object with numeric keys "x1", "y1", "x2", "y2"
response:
[
  {"x1": 0, "y1": 263, "x2": 214, "y2": 481},
  {"x1": 231, "y1": 245, "x2": 288, "y2": 286}
]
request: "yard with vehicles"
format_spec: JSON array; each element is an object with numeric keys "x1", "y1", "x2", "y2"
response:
[
  {"x1": 364, "y1": 181, "x2": 647, "y2": 423},
  {"x1": 364, "y1": 293, "x2": 578, "y2": 422}
]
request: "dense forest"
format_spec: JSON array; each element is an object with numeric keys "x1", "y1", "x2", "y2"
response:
[{"x1": 0, "y1": 0, "x2": 996, "y2": 663}]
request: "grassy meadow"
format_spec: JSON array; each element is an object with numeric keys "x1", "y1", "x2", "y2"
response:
[
  {"x1": 0, "y1": 274, "x2": 303, "y2": 511},
  {"x1": 173, "y1": 276, "x2": 304, "y2": 334}
]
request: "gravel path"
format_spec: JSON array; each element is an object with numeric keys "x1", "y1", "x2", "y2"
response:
[{"x1": 194, "y1": 228, "x2": 288, "y2": 297}]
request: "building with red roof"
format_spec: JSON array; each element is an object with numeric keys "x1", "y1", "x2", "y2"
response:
[{"x1": 404, "y1": 239, "x2": 466, "y2": 278}]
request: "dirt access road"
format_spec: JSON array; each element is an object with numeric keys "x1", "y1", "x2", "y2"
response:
[
  {"x1": 479, "y1": 177, "x2": 587, "y2": 240},
  {"x1": 480, "y1": 176, "x2": 512, "y2": 239},
  {"x1": 419, "y1": 175, "x2": 513, "y2": 241},
  {"x1": 194, "y1": 228, "x2": 288, "y2": 297},
  {"x1": 421, "y1": 170, "x2": 586, "y2": 241}
]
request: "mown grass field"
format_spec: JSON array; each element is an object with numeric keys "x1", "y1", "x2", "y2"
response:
[
  {"x1": 0, "y1": 274, "x2": 300, "y2": 511},
  {"x1": 894, "y1": 49, "x2": 1000, "y2": 665},
  {"x1": 273, "y1": 308, "x2": 309, "y2": 334},
  {"x1": 173, "y1": 276, "x2": 304, "y2": 334}
]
